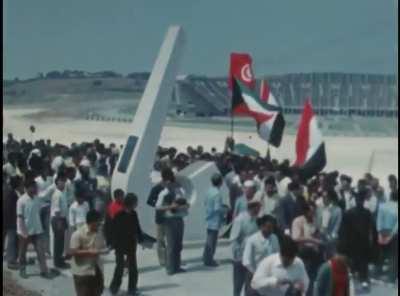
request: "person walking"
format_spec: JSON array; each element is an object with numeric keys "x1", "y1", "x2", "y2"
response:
[
  {"x1": 376, "y1": 191, "x2": 398, "y2": 283},
  {"x1": 230, "y1": 201, "x2": 261, "y2": 296},
  {"x1": 203, "y1": 173, "x2": 227, "y2": 267},
  {"x1": 4, "y1": 175, "x2": 24, "y2": 269},
  {"x1": 50, "y1": 174, "x2": 70, "y2": 269},
  {"x1": 17, "y1": 179, "x2": 55, "y2": 279},
  {"x1": 70, "y1": 210, "x2": 108, "y2": 296},
  {"x1": 339, "y1": 190, "x2": 376, "y2": 290},
  {"x1": 243, "y1": 215, "x2": 281, "y2": 296},
  {"x1": 109, "y1": 193, "x2": 143, "y2": 296}
]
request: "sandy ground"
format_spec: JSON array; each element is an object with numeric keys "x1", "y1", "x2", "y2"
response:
[{"x1": 3, "y1": 107, "x2": 398, "y2": 182}]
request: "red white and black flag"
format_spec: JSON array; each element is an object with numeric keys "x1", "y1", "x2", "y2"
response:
[
  {"x1": 294, "y1": 99, "x2": 327, "y2": 180},
  {"x1": 228, "y1": 53, "x2": 256, "y2": 90},
  {"x1": 257, "y1": 80, "x2": 286, "y2": 147},
  {"x1": 231, "y1": 78, "x2": 285, "y2": 147}
]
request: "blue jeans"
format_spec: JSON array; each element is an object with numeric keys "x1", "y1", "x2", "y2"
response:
[{"x1": 203, "y1": 229, "x2": 219, "y2": 265}]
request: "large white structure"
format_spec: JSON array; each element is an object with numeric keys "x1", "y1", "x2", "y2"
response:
[
  {"x1": 111, "y1": 26, "x2": 187, "y2": 234},
  {"x1": 112, "y1": 26, "x2": 185, "y2": 198}
]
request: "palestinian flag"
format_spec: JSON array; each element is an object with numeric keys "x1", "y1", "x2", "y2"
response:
[
  {"x1": 257, "y1": 80, "x2": 286, "y2": 147},
  {"x1": 294, "y1": 99, "x2": 327, "y2": 180},
  {"x1": 232, "y1": 78, "x2": 284, "y2": 147}
]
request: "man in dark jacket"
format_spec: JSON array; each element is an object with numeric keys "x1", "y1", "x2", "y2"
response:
[
  {"x1": 4, "y1": 176, "x2": 24, "y2": 269},
  {"x1": 109, "y1": 193, "x2": 143, "y2": 296},
  {"x1": 339, "y1": 189, "x2": 376, "y2": 291},
  {"x1": 276, "y1": 182, "x2": 307, "y2": 235}
]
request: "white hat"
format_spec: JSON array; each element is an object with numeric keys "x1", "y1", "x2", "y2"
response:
[
  {"x1": 31, "y1": 149, "x2": 41, "y2": 156},
  {"x1": 80, "y1": 159, "x2": 91, "y2": 167},
  {"x1": 244, "y1": 180, "x2": 256, "y2": 188}
]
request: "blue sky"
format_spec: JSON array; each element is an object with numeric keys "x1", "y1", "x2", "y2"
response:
[{"x1": 3, "y1": 0, "x2": 397, "y2": 79}]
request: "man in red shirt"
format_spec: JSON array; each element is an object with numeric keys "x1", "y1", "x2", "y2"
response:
[
  {"x1": 104, "y1": 189, "x2": 125, "y2": 247},
  {"x1": 108, "y1": 189, "x2": 125, "y2": 219}
]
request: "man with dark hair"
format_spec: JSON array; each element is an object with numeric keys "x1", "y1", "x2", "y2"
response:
[
  {"x1": 104, "y1": 189, "x2": 125, "y2": 247},
  {"x1": 255, "y1": 176, "x2": 280, "y2": 217},
  {"x1": 203, "y1": 173, "x2": 227, "y2": 267},
  {"x1": 313, "y1": 243, "x2": 354, "y2": 296},
  {"x1": 147, "y1": 167, "x2": 180, "y2": 267},
  {"x1": 70, "y1": 210, "x2": 107, "y2": 296},
  {"x1": 276, "y1": 182, "x2": 306, "y2": 235},
  {"x1": 292, "y1": 202, "x2": 323, "y2": 295},
  {"x1": 155, "y1": 171, "x2": 189, "y2": 275},
  {"x1": 50, "y1": 174, "x2": 70, "y2": 269},
  {"x1": 376, "y1": 191, "x2": 398, "y2": 283},
  {"x1": 109, "y1": 193, "x2": 143, "y2": 295},
  {"x1": 339, "y1": 190, "x2": 376, "y2": 290},
  {"x1": 337, "y1": 175, "x2": 355, "y2": 211},
  {"x1": 4, "y1": 175, "x2": 24, "y2": 269},
  {"x1": 251, "y1": 235, "x2": 309, "y2": 296},
  {"x1": 243, "y1": 215, "x2": 281, "y2": 296},
  {"x1": 17, "y1": 179, "x2": 55, "y2": 279},
  {"x1": 230, "y1": 201, "x2": 261, "y2": 296}
]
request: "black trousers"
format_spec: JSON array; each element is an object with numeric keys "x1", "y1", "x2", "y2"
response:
[
  {"x1": 51, "y1": 217, "x2": 67, "y2": 266},
  {"x1": 203, "y1": 229, "x2": 219, "y2": 265},
  {"x1": 165, "y1": 217, "x2": 184, "y2": 274},
  {"x1": 233, "y1": 261, "x2": 247, "y2": 296},
  {"x1": 351, "y1": 251, "x2": 370, "y2": 282},
  {"x1": 244, "y1": 271, "x2": 261, "y2": 296},
  {"x1": 110, "y1": 249, "x2": 138, "y2": 293}
]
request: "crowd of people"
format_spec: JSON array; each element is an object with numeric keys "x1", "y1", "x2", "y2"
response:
[{"x1": 2, "y1": 133, "x2": 398, "y2": 296}]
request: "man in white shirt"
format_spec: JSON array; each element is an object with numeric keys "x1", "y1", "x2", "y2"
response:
[
  {"x1": 254, "y1": 177, "x2": 280, "y2": 218},
  {"x1": 50, "y1": 175, "x2": 70, "y2": 269},
  {"x1": 35, "y1": 166, "x2": 54, "y2": 256},
  {"x1": 69, "y1": 193, "x2": 90, "y2": 232},
  {"x1": 251, "y1": 235, "x2": 309, "y2": 296},
  {"x1": 230, "y1": 201, "x2": 261, "y2": 296},
  {"x1": 243, "y1": 215, "x2": 281, "y2": 296},
  {"x1": 17, "y1": 179, "x2": 55, "y2": 279}
]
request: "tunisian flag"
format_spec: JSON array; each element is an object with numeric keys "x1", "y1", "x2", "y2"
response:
[
  {"x1": 228, "y1": 53, "x2": 256, "y2": 90},
  {"x1": 294, "y1": 99, "x2": 327, "y2": 180}
]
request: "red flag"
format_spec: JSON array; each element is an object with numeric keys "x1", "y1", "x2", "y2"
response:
[
  {"x1": 295, "y1": 99, "x2": 314, "y2": 166},
  {"x1": 228, "y1": 53, "x2": 256, "y2": 90},
  {"x1": 294, "y1": 99, "x2": 327, "y2": 179},
  {"x1": 260, "y1": 80, "x2": 270, "y2": 102}
]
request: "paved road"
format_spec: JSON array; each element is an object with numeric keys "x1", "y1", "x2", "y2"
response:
[{"x1": 3, "y1": 242, "x2": 398, "y2": 296}]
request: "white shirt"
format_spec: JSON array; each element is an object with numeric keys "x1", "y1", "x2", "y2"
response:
[
  {"x1": 69, "y1": 201, "x2": 90, "y2": 228},
  {"x1": 17, "y1": 193, "x2": 47, "y2": 236},
  {"x1": 3, "y1": 162, "x2": 20, "y2": 178},
  {"x1": 364, "y1": 195, "x2": 378, "y2": 215},
  {"x1": 243, "y1": 232, "x2": 280, "y2": 273},
  {"x1": 50, "y1": 188, "x2": 69, "y2": 218},
  {"x1": 51, "y1": 156, "x2": 64, "y2": 172},
  {"x1": 230, "y1": 212, "x2": 259, "y2": 262},
  {"x1": 251, "y1": 253, "x2": 310, "y2": 296}
]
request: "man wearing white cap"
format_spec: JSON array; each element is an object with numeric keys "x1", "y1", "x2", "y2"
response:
[{"x1": 233, "y1": 180, "x2": 257, "y2": 218}]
